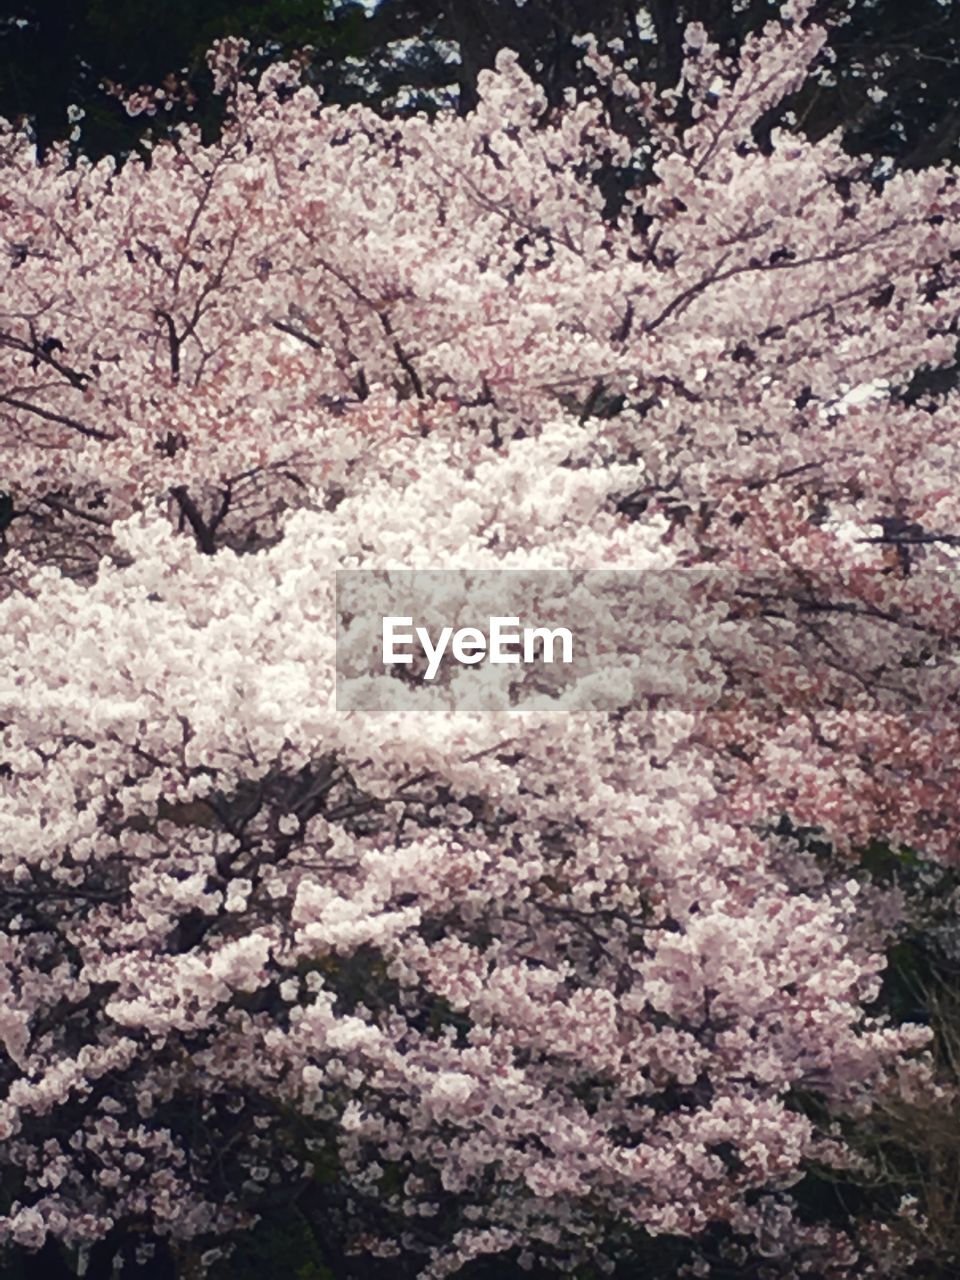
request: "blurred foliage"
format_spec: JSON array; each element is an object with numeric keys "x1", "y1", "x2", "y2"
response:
[
  {"x1": 791, "y1": 839, "x2": 960, "y2": 1278},
  {"x1": 207, "y1": 1205, "x2": 334, "y2": 1280},
  {"x1": 0, "y1": 0, "x2": 346, "y2": 157},
  {"x1": 1, "y1": 0, "x2": 960, "y2": 173}
]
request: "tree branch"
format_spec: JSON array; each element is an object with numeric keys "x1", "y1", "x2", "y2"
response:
[{"x1": 0, "y1": 393, "x2": 116, "y2": 441}]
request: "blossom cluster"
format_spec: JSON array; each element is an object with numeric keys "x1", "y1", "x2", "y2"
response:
[{"x1": 1, "y1": 5, "x2": 959, "y2": 1274}]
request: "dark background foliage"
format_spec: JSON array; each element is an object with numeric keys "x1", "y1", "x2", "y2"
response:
[{"x1": 2, "y1": 0, "x2": 960, "y2": 170}]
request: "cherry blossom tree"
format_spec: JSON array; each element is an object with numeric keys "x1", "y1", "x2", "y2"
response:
[{"x1": 1, "y1": 4, "x2": 959, "y2": 1276}]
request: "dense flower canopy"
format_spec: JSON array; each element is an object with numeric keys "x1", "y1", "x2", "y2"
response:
[{"x1": 1, "y1": 3, "x2": 959, "y2": 1275}]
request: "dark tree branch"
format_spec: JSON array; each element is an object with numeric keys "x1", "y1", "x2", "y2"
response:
[
  {"x1": 170, "y1": 486, "x2": 217, "y2": 554},
  {"x1": 155, "y1": 308, "x2": 181, "y2": 382},
  {"x1": 0, "y1": 393, "x2": 116, "y2": 441}
]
